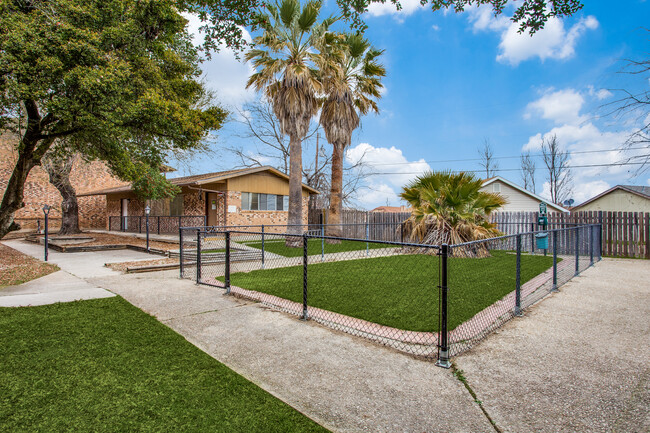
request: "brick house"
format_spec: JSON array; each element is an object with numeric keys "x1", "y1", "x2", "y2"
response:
[
  {"x1": 0, "y1": 132, "x2": 127, "y2": 230},
  {"x1": 78, "y1": 166, "x2": 319, "y2": 232}
]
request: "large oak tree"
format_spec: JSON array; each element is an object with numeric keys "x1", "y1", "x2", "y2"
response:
[{"x1": 0, "y1": 0, "x2": 238, "y2": 238}]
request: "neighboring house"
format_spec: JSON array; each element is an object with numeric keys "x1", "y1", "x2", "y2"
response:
[
  {"x1": 370, "y1": 205, "x2": 411, "y2": 213},
  {"x1": 0, "y1": 132, "x2": 127, "y2": 230},
  {"x1": 480, "y1": 176, "x2": 568, "y2": 213},
  {"x1": 78, "y1": 166, "x2": 319, "y2": 232},
  {"x1": 572, "y1": 185, "x2": 650, "y2": 213}
]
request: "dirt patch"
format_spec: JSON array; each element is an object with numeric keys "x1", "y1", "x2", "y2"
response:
[
  {"x1": 0, "y1": 243, "x2": 59, "y2": 288},
  {"x1": 106, "y1": 258, "x2": 179, "y2": 273}
]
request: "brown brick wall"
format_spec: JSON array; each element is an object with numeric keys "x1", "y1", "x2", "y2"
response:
[
  {"x1": 183, "y1": 191, "x2": 204, "y2": 216},
  {"x1": 1, "y1": 132, "x2": 127, "y2": 230}
]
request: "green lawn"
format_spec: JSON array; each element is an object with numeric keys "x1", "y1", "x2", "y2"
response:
[
  {"x1": 241, "y1": 238, "x2": 395, "y2": 258},
  {"x1": 226, "y1": 250, "x2": 556, "y2": 332},
  {"x1": 0, "y1": 298, "x2": 328, "y2": 433}
]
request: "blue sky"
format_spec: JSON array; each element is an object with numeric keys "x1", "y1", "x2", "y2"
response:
[{"x1": 173, "y1": 1, "x2": 650, "y2": 209}]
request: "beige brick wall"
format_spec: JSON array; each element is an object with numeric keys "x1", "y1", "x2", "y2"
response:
[
  {"x1": 227, "y1": 192, "x2": 309, "y2": 230},
  {"x1": 1, "y1": 132, "x2": 127, "y2": 230}
]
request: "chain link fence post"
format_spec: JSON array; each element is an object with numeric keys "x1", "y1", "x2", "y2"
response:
[
  {"x1": 196, "y1": 229, "x2": 201, "y2": 284},
  {"x1": 515, "y1": 234, "x2": 523, "y2": 316},
  {"x1": 366, "y1": 222, "x2": 369, "y2": 257},
  {"x1": 225, "y1": 231, "x2": 231, "y2": 295},
  {"x1": 436, "y1": 244, "x2": 451, "y2": 369},
  {"x1": 552, "y1": 229, "x2": 558, "y2": 292},
  {"x1": 321, "y1": 224, "x2": 325, "y2": 262},
  {"x1": 302, "y1": 233, "x2": 309, "y2": 320},
  {"x1": 261, "y1": 224, "x2": 265, "y2": 269},
  {"x1": 179, "y1": 227, "x2": 184, "y2": 278},
  {"x1": 598, "y1": 224, "x2": 603, "y2": 261},
  {"x1": 574, "y1": 227, "x2": 580, "y2": 277},
  {"x1": 590, "y1": 225, "x2": 594, "y2": 266}
]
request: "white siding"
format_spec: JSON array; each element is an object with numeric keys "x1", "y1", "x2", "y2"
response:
[{"x1": 480, "y1": 180, "x2": 558, "y2": 213}]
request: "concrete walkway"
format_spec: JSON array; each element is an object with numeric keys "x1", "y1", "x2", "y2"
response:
[
  {"x1": 89, "y1": 269, "x2": 493, "y2": 432},
  {"x1": 455, "y1": 258, "x2": 650, "y2": 433},
  {"x1": 1, "y1": 239, "x2": 154, "y2": 306}
]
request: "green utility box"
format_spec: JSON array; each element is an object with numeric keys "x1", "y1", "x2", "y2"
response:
[{"x1": 535, "y1": 232, "x2": 549, "y2": 249}]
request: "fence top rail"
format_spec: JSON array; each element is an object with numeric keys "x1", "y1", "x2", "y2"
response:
[
  {"x1": 450, "y1": 224, "x2": 601, "y2": 248},
  {"x1": 180, "y1": 222, "x2": 405, "y2": 231},
  {"x1": 198, "y1": 229, "x2": 440, "y2": 250}
]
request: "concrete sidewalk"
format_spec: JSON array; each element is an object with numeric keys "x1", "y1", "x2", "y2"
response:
[
  {"x1": 1, "y1": 239, "x2": 153, "y2": 306},
  {"x1": 90, "y1": 270, "x2": 494, "y2": 433},
  {"x1": 456, "y1": 258, "x2": 650, "y2": 433},
  {"x1": 0, "y1": 270, "x2": 115, "y2": 307}
]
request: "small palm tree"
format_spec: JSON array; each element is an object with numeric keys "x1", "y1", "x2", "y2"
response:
[
  {"x1": 400, "y1": 171, "x2": 506, "y2": 257},
  {"x1": 246, "y1": 0, "x2": 335, "y2": 242},
  {"x1": 319, "y1": 33, "x2": 385, "y2": 238}
]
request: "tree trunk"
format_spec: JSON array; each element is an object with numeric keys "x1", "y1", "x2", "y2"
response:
[
  {"x1": 0, "y1": 100, "x2": 56, "y2": 239},
  {"x1": 0, "y1": 149, "x2": 38, "y2": 239},
  {"x1": 286, "y1": 134, "x2": 303, "y2": 247},
  {"x1": 326, "y1": 141, "x2": 344, "y2": 242},
  {"x1": 43, "y1": 154, "x2": 81, "y2": 235}
]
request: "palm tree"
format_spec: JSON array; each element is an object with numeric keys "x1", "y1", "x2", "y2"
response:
[
  {"x1": 246, "y1": 0, "x2": 335, "y2": 243},
  {"x1": 400, "y1": 171, "x2": 506, "y2": 257},
  {"x1": 319, "y1": 33, "x2": 385, "y2": 238}
]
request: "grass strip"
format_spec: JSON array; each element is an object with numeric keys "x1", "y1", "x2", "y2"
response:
[
  {"x1": 225, "y1": 250, "x2": 556, "y2": 332},
  {"x1": 0, "y1": 297, "x2": 328, "y2": 433}
]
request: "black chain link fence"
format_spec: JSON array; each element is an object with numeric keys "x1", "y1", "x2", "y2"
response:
[{"x1": 179, "y1": 223, "x2": 601, "y2": 365}]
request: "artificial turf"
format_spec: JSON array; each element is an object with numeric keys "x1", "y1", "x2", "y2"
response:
[
  {"x1": 227, "y1": 250, "x2": 556, "y2": 332},
  {"x1": 241, "y1": 238, "x2": 395, "y2": 258},
  {"x1": 0, "y1": 297, "x2": 328, "y2": 433}
]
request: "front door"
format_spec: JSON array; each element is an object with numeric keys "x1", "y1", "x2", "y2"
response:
[{"x1": 207, "y1": 193, "x2": 225, "y2": 226}]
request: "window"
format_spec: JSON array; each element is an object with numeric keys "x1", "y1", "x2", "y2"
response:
[
  {"x1": 241, "y1": 192, "x2": 288, "y2": 211},
  {"x1": 147, "y1": 195, "x2": 184, "y2": 216},
  {"x1": 492, "y1": 183, "x2": 501, "y2": 193}
]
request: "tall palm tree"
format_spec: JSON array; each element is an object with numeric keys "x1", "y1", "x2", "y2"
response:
[
  {"x1": 246, "y1": 0, "x2": 335, "y2": 243},
  {"x1": 319, "y1": 33, "x2": 385, "y2": 238},
  {"x1": 400, "y1": 171, "x2": 506, "y2": 257}
]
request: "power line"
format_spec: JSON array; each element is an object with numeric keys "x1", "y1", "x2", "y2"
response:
[
  {"x1": 363, "y1": 161, "x2": 649, "y2": 176},
  {"x1": 358, "y1": 146, "x2": 650, "y2": 167}
]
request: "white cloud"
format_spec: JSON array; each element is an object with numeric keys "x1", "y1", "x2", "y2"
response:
[
  {"x1": 522, "y1": 86, "x2": 645, "y2": 205},
  {"x1": 464, "y1": 6, "x2": 598, "y2": 66},
  {"x1": 497, "y1": 16, "x2": 598, "y2": 65},
  {"x1": 539, "y1": 179, "x2": 610, "y2": 204},
  {"x1": 183, "y1": 13, "x2": 255, "y2": 110},
  {"x1": 525, "y1": 89, "x2": 586, "y2": 125},
  {"x1": 345, "y1": 142, "x2": 431, "y2": 209},
  {"x1": 588, "y1": 86, "x2": 613, "y2": 100},
  {"x1": 366, "y1": 0, "x2": 425, "y2": 19},
  {"x1": 431, "y1": 24, "x2": 440, "y2": 31},
  {"x1": 465, "y1": 5, "x2": 510, "y2": 32},
  {"x1": 355, "y1": 182, "x2": 401, "y2": 207}
]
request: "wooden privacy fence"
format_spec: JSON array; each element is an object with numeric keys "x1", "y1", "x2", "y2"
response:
[
  {"x1": 491, "y1": 211, "x2": 650, "y2": 259},
  {"x1": 309, "y1": 208, "x2": 649, "y2": 258}
]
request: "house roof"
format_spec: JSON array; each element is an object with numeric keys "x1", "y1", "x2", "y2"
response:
[
  {"x1": 78, "y1": 166, "x2": 320, "y2": 197},
  {"x1": 370, "y1": 206, "x2": 412, "y2": 213},
  {"x1": 572, "y1": 185, "x2": 650, "y2": 210},
  {"x1": 481, "y1": 176, "x2": 569, "y2": 213}
]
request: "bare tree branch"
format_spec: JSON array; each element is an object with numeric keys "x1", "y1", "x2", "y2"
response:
[
  {"x1": 520, "y1": 151, "x2": 536, "y2": 193},
  {"x1": 478, "y1": 138, "x2": 499, "y2": 178},
  {"x1": 541, "y1": 134, "x2": 572, "y2": 204}
]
